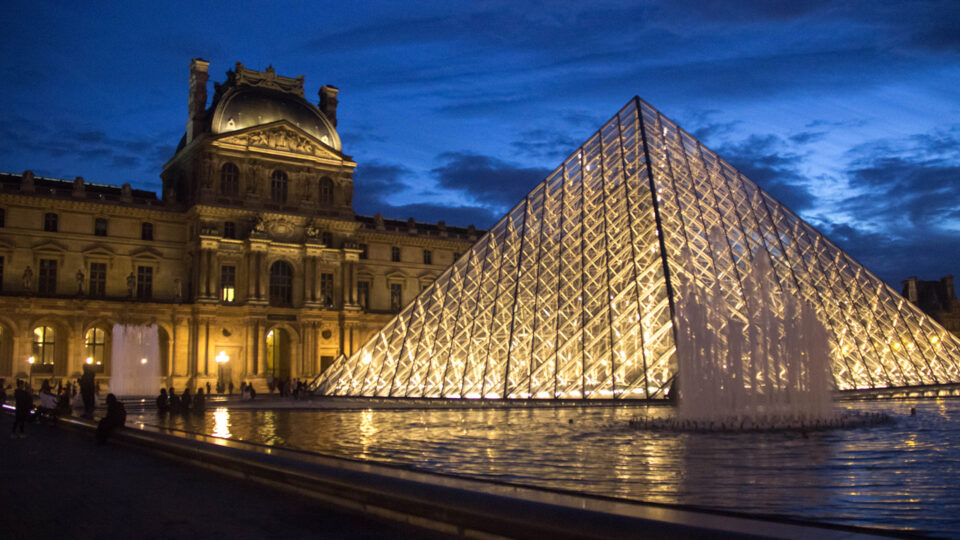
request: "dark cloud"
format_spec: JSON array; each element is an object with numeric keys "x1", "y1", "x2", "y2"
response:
[
  {"x1": 711, "y1": 134, "x2": 817, "y2": 212},
  {"x1": 821, "y1": 221, "x2": 960, "y2": 285},
  {"x1": 432, "y1": 152, "x2": 550, "y2": 208},
  {"x1": 788, "y1": 131, "x2": 827, "y2": 145},
  {"x1": 351, "y1": 161, "x2": 413, "y2": 214},
  {"x1": 683, "y1": 109, "x2": 741, "y2": 145},
  {"x1": 510, "y1": 128, "x2": 580, "y2": 160}
]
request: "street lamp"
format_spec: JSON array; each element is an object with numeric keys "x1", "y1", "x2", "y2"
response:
[{"x1": 27, "y1": 356, "x2": 35, "y2": 388}]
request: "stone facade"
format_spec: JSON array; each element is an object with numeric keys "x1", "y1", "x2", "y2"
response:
[
  {"x1": 903, "y1": 275, "x2": 960, "y2": 338},
  {"x1": 0, "y1": 60, "x2": 479, "y2": 393}
]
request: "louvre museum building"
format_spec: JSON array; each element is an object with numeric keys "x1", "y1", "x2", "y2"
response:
[{"x1": 0, "y1": 60, "x2": 479, "y2": 392}]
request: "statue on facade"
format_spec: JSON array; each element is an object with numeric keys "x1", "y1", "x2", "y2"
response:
[
  {"x1": 22, "y1": 266, "x2": 33, "y2": 292},
  {"x1": 304, "y1": 223, "x2": 320, "y2": 240},
  {"x1": 252, "y1": 215, "x2": 266, "y2": 234},
  {"x1": 174, "y1": 278, "x2": 183, "y2": 302},
  {"x1": 126, "y1": 272, "x2": 136, "y2": 298},
  {"x1": 76, "y1": 269, "x2": 85, "y2": 295}
]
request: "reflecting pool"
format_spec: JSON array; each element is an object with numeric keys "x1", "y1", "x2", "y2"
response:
[{"x1": 134, "y1": 399, "x2": 960, "y2": 536}]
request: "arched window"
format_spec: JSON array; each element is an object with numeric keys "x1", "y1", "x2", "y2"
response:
[
  {"x1": 318, "y1": 177, "x2": 334, "y2": 205},
  {"x1": 269, "y1": 260, "x2": 293, "y2": 306},
  {"x1": 84, "y1": 327, "x2": 106, "y2": 373},
  {"x1": 270, "y1": 170, "x2": 288, "y2": 204},
  {"x1": 220, "y1": 163, "x2": 239, "y2": 196},
  {"x1": 31, "y1": 326, "x2": 56, "y2": 372}
]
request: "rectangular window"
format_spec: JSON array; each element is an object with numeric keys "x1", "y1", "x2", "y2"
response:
[
  {"x1": 141, "y1": 222, "x2": 154, "y2": 241},
  {"x1": 221, "y1": 265, "x2": 236, "y2": 303},
  {"x1": 223, "y1": 221, "x2": 236, "y2": 239},
  {"x1": 44, "y1": 213, "x2": 58, "y2": 232},
  {"x1": 94, "y1": 218, "x2": 107, "y2": 236},
  {"x1": 0, "y1": 208, "x2": 5, "y2": 227},
  {"x1": 357, "y1": 280, "x2": 370, "y2": 310},
  {"x1": 39, "y1": 259, "x2": 57, "y2": 295},
  {"x1": 136, "y1": 265, "x2": 153, "y2": 299},
  {"x1": 391, "y1": 246, "x2": 401, "y2": 262},
  {"x1": 390, "y1": 283, "x2": 403, "y2": 312},
  {"x1": 423, "y1": 249, "x2": 432, "y2": 265},
  {"x1": 319, "y1": 272, "x2": 334, "y2": 307},
  {"x1": 453, "y1": 252, "x2": 461, "y2": 261},
  {"x1": 359, "y1": 243, "x2": 368, "y2": 260},
  {"x1": 89, "y1": 262, "x2": 107, "y2": 297},
  {"x1": 321, "y1": 231, "x2": 333, "y2": 246}
]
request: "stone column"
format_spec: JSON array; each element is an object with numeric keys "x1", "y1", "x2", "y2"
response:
[{"x1": 198, "y1": 250, "x2": 209, "y2": 299}]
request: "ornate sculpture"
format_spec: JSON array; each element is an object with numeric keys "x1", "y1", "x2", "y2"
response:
[
  {"x1": 174, "y1": 278, "x2": 183, "y2": 302},
  {"x1": 305, "y1": 223, "x2": 320, "y2": 240},
  {"x1": 252, "y1": 215, "x2": 266, "y2": 234},
  {"x1": 22, "y1": 266, "x2": 33, "y2": 291},
  {"x1": 76, "y1": 269, "x2": 85, "y2": 295},
  {"x1": 126, "y1": 272, "x2": 136, "y2": 298}
]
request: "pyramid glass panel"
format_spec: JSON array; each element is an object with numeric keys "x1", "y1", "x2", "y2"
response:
[{"x1": 316, "y1": 98, "x2": 960, "y2": 398}]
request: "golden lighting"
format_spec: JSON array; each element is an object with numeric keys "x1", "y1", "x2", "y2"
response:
[
  {"x1": 216, "y1": 351, "x2": 230, "y2": 364},
  {"x1": 85, "y1": 357, "x2": 94, "y2": 365},
  {"x1": 27, "y1": 356, "x2": 35, "y2": 365},
  {"x1": 140, "y1": 357, "x2": 148, "y2": 364}
]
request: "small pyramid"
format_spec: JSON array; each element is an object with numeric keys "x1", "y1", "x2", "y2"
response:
[{"x1": 317, "y1": 98, "x2": 960, "y2": 399}]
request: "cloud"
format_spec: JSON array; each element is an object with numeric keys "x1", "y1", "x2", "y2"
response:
[
  {"x1": 711, "y1": 134, "x2": 817, "y2": 212},
  {"x1": 510, "y1": 128, "x2": 581, "y2": 160},
  {"x1": 432, "y1": 152, "x2": 551, "y2": 208},
  {"x1": 351, "y1": 161, "x2": 413, "y2": 213}
]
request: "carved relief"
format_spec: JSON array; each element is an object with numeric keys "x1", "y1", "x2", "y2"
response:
[
  {"x1": 266, "y1": 217, "x2": 297, "y2": 241},
  {"x1": 225, "y1": 125, "x2": 332, "y2": 157}
]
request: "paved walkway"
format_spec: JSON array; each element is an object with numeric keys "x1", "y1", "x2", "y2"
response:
[{"x1": 0, "y1": 414, "x2": 435, "y2": 540}]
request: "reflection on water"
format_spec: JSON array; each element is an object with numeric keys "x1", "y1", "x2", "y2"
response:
[
  {"x1": 212, "y1": 407, "x2": 231, "y2": 439},
  {"x1": 140, "y1": 399, "x2": 960, "y2": 536}
]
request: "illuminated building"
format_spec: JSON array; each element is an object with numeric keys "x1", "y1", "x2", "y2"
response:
[
  {"x1": 318, "y1": 98, "x2": 960, "y2": 398},
  {"x1": 903, "y1": 275, "x2": 960, "y2": 338},
  {"x1": 0, "y1": 60, "x2": 479, "y2": 391}
]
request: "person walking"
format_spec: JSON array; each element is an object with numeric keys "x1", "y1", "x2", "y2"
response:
[
  {"x1": 11, "y1": 380, "x2": 32, "y2": 438},
  {"x1": 180, "y1": 387, "x2": 191, "y2": 413},
  {"x1": 156, "y1": 388, "x2": 169, "y2": 414}
]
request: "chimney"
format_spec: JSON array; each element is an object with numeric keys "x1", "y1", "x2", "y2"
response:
[
  {"x1": 186, "y1": 58, "x2": 210, "y2": 144},
  {"x1": 319, "y1": 85, "x2": 339, "y2": 127},
  {"x1": 943, "y1": 275, "x2": 955, "y2": 303},
  {"x1": 20, "y1": 170, "x2": 35, "y2": 193},
  {"x1": 903, "y1": 277, "x2": 918, "y2": 303},
  {"x1": 72, "y1": 176, "x2": 85, "y2": 198}
]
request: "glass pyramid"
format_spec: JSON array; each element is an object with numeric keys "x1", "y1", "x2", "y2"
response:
[{"x1": 317, "y1": 98, "x2": 960, "y2": 399}]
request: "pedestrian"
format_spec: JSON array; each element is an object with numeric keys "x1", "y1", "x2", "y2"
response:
[
  {"x1": 206, "y1": 381, "x2": 211, "y2": 395},
  {"x1": 168, "y1": 386, "x2": 181, "y2": 413},
  {"x1": 37, "y1": 380, "x2": 58, "y2": 423},
  {"x1": 156, "y1": 388, "x2": 169, "y2": 414},
  {"x1": 79, "y1": 364, "x2": 96, "y2": 418},
  {"x1": 194, "y1": 387, "x2": 205, "y2": 412},
  {"x1": 11, "y1": 380, "x2": 31, "y2": 438},
  {"x1": 228, "y1": 380, "x2": 234, "y2": 395},
  {"x1": 181, "y1": 387, "x2": 191, "y2": 413},
  {"x1": 0, "y1": 378, "x2": 7, "y2": 418},
  {"x1": 95, "y1": 393, "x2": 126, "y2": 444}
]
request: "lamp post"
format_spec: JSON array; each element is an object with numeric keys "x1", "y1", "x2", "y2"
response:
[{"x1": 215, "y1": 351, "x2": 229, "y2": 394}]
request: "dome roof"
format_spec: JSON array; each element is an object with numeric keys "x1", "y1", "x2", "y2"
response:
[{"x1": 211, "y1": 86, "x2": 341, "y2": 151}]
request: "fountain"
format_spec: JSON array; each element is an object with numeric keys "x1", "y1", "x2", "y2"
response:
[
  {"x1": 109, "y1": 324, "x2": 161, "y2": 397},
  {"x1": 632, "y1": 251, "x2": 889, "y2": 432}
]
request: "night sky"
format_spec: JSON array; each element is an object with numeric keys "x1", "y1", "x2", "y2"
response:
[{"x1": 2, "y1": 1, "x2": 958, "y2": 288}]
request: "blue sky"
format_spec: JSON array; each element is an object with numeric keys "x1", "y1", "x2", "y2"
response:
[{"x1": 1, "y1": 1, "x2": 958, "y2": 287}]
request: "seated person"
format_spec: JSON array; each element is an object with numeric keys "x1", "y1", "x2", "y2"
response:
[{"x1": 96, "y1": 394, "x2": 126, "y2": 444}]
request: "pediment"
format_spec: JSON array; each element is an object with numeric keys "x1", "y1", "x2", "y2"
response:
[
  {"x1": 213, "y1": 121, "x2": 347, "y2": 161},
  {"x1": 129, "y1": 246, "x2": 163, "y2": 260},
  {"x1": 82, "y1": 244, "x2": 116, "y2": 258},
  {"x1": 32, "y1": 240, "x2": 67, "y2": 254},
  {"x1": 385, "y1": 269, "x2": 407, "y2": 281}
]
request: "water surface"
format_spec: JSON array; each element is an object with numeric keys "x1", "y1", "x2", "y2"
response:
[{"x1": 134, "y1": 399, "x2": 960, "y2": 536}]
